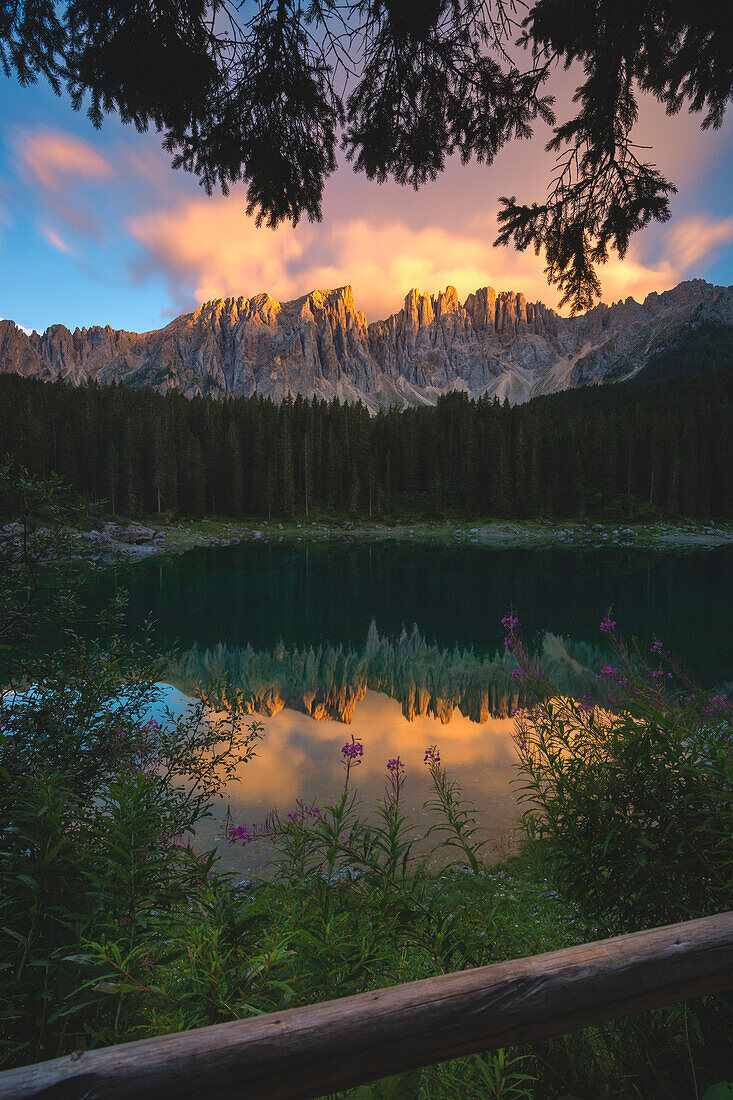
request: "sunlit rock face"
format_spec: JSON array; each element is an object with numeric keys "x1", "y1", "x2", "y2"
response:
[
  {"x1": 367, "y1": 285, "x2": 568, "y2": 401},
  {"x1": 1, "y1": 279, "x2": 729, "y2": 408}
]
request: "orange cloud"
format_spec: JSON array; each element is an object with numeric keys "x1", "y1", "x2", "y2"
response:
[
  {"x1": 130, "y1": 187, "x2": 733, "y2": 321},
  {"x1": 319, "y1": 217, "x2": 553, "y2": 318},
  {"x1": 597, "y1": 254, "x2": 679, "y2": 304},
  {"x1": 17, "y1": 130, "x2": 112, "y2": 190},
  {"x1": 130, "y1": 195, "x2": 571, "y2": 318},
  {"x1": 13, "y1": 114, "x2": 732, "y2": 326},
  {"x1": 129, "y1": 193, "x2": 307, "y2": 303}
]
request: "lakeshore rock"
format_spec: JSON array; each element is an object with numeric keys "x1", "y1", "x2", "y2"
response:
[{"x1": 103, "y1": 523, "x2": 156, "y2": 544}]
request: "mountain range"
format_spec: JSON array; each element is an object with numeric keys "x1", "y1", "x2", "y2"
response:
[{"x1": 1, "y1": 278, "x2": 731, "y2": 409}]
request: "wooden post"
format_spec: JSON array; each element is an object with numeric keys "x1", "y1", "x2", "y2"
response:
[{"x1": 1, "y1": 913, "x2": 731, "y2": 1100}]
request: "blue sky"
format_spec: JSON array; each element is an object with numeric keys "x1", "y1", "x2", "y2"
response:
[{"x1": 1, "y1": 70, "x2": 732, "y2": 335}]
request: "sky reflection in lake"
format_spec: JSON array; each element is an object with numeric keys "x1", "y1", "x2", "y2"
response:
[{"x1": 192, "y1": 688, "x2": 520, "y2": 875}]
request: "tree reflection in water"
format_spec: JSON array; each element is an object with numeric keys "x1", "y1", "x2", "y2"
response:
[{"x1": 169, "y1": 621, "x2": 604, "y2": 725}]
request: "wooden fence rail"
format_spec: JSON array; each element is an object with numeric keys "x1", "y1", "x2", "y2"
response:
[{"x1": 1, "y1": 912, "x2": 732, "y2": 1100}]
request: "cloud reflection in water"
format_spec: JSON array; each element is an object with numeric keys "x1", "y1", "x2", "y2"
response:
[{"x1": 169, "y1": 625, "x2": 603, "y2": 873}]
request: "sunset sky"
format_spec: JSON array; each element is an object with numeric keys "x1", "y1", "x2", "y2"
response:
[{"x1": 1, "y1": 68, "x2": 732, "y2": 335}]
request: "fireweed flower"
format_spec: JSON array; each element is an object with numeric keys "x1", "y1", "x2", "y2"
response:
[
  {"x1": 651, "y1": 639, "x2": 664, "y2": 654},
  {"x1": 386, "y1": 756, "x2": 406, "y2": 806},
  {"x1": 226, "y1": 824, "x2": 252, "y2": 847},
  {"x1": 341, "y1": 739, "x2": 363, "y2": 763},
  {"x1": 424, "y1": 745, "x2": 441, "y2": 768},
  {"x1": 599, "y1": 615, "x2": 616, "y2": 634},
  {"x1": 341, "y1": 734, "x2": 364, "y2": 783},
  {"x1": 501, "y1": 612, "x2": 520, "y2": 649},
  {"x1": 705, "y1": 693, "x2": 732, "y2": 719},
  {"x1": 279, "y1": 802, "x2": 323, "y2": 830}
]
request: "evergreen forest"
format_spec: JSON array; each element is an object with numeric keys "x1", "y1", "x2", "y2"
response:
[{"x1": 0, "y1": 366, "x2": 731, "y2": 520}]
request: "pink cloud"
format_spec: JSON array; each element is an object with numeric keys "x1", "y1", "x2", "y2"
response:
[
  {"x1": 597, "y1": 215, "x2": 733, "y2": 306},
  {"x1": 664, "y1": 216, "x2": 733, "y2": 271},
  {"x1": 0, "y1": 181, "x2": 9, "y2": 244},
  {"x1": 17, "y1": 130, "x2": 112, "y2": 190},
  {"x1": 39, "y1": 224, "x2": 76, "y2": 257},
  {"x1": 14, "y1": 129, "x2": 115, "y2": 241}
]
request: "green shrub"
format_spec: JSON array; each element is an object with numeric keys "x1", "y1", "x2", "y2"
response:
[
  {"x1": 0, "y1": 464, "x2": 265, "y2": 1064},
  {"x1": 505, "y1": 611, "x2": 732, "y2": 932}
]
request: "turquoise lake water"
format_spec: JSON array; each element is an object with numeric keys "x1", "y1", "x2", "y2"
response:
[{"x1": 91, "y1": 542, "x2": 733, "y2": 681}]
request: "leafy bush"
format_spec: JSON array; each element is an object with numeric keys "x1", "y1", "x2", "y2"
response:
[
  {"x1": 0, "y1": 464, "x2": 264, "y2": 1064},
  {"x1": 505, "y1": 611, "x2": 733, "y2": 932}
]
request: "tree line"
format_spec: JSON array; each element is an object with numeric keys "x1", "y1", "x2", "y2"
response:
[{"x1": 0, "y1": 367, "x2": 730, "y2": 520}]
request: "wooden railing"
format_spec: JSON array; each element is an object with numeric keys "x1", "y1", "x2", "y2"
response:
[{"x1": 1, "y1": 912, "x2": 731, "y2": 1100}]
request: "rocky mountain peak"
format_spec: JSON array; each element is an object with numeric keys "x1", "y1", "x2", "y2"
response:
[
  {"x1": 433, "y1": 285, "x2": 461, "y2": 317},
  {"x1": 463, "y1": 286, "x2": 497, "y2": 332},
  {"x1": 1, "y1": 278, "x2": 729, "y2": 409},
  {"x1": 403, "y1": 288, "x2": 436, "y2": 329}
]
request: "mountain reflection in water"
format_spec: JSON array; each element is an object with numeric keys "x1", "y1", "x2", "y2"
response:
[
  {"x1": 169, "y1": 622, "x2": 604, "y2": 725},
  {"x1": 193, "y1": 688, "x2": 524, "y2": 874}
]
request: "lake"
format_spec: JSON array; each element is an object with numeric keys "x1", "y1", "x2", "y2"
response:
[{"x1": 88, "y1": 542, "x2": 733, "y2": 873}]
